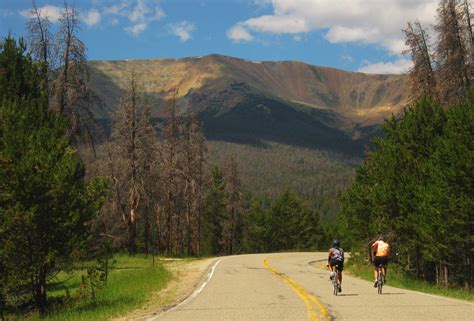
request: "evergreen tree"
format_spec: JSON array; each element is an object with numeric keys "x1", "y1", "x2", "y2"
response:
[
  {"x1": 202, "y1": 166, "x2": 227, "y2": 255},
  {"x1": 0, "y1": 37, "x2": 106, "y2": 313},
  {"x1": 339, "y1": 95, "x2": 473, "y2": 288}
]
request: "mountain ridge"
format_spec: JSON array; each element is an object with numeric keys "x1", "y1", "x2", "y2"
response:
[{"x1": 87, "y1": 54, "x2": 409, "y2": 154}]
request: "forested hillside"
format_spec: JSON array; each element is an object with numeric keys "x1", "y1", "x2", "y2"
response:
[{"x1": 208, "y1": 141, "x2": 357, "y2": 199}]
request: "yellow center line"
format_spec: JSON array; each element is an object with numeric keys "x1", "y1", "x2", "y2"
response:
[{"x1": 263, "y1": 257, "x2": 330, "y2": 321}]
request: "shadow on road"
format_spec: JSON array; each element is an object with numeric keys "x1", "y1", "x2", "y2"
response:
[{"x1": 338, "y1": 294, "x2": 358, "y2": 297}]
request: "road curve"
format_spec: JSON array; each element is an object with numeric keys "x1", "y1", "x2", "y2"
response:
[{"x1": 151, "y1": 252, "x2": 473, "y2": 321}]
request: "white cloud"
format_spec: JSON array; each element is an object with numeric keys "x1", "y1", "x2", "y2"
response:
[
  {"x1": 358, "y1": 58, "x2": 412, "y2": 74},
  {"x1": 230, "y1": 0, "x2": 438, "y2": 54},
  {"x1": 20, "y1": 5, "x2": 63, "y2": 22},
  {"x1": 104, "y1": 2, "x2": 128, "y2": 15},
  {"x1": 325, "y1": 26, "x2": 380, "y2": 44},
  {"x1": 103, "y1": 0, "x2": 165, "y2": 36},
  {"x1": 169, "y1": 21, "x2": 195, "y2": 42},
  {"x1": 153, "y1": 7, "x2": 165, "y2": 21},
  {"x1": 83, "y1": 9, "x2": 101, "y2": 27},
  {"x1": 227, "y1": 24, "x2": 254, "y2": 42},
  {"x1": 126, "y1": 22, "x2": 147, "y2": 36},
  {"x1": 129, "y1": 0, "x2": 149, "y2": 22},
  {"x1": 244, "y1": 15, "x2": 309, "y2": 34}
]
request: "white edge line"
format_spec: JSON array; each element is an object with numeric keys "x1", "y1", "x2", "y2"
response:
[
  {"x1": 307, "y1": 258, "x2": 473, "y2": 306},
  {"x1": 148, "y1": 258, "x2": 224, "y2": 320}
]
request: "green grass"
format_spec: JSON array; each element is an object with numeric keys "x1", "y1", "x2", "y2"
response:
[
  {"x1": 24, "y1": 254, "x2": 171, "y2": 321},
  {"x1": 345, "y1": 260, "x2": 473, "y2": 301}
]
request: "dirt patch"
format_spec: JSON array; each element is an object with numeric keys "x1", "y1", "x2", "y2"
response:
[{"x1": 112, "y1": 258, "x2": 216, "y2": 321}]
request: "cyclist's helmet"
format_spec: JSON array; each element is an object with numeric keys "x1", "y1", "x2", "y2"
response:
[
  {"x1": 333, "y1": 239, "x2": 340, "y2": 247},
  {"x1": 378, "y1": 235, "x2": 387, "y2": 242}
]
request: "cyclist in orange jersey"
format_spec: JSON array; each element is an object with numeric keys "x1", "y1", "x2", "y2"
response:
[{"x1": 371, "y1": 235, "x2": 391, "y2": 287}]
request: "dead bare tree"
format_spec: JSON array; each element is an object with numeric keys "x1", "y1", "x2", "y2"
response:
[
  {"x1": 158, "y1": 92, "x2": 182, "y2": 256},
  {"x1": 109, "y1": 70, "x2": 157, "y2": 255},
  {"x1": 463, "y1": 0, "x2": 474, "y2": 85},
  {"x1": 181, "y1": 113, "x2": 207, "y2": 255},
  {"x1": 26, "y1": 0, "x2": 54, "y2": 87},
  {"x1": 435, "y1": 0, "x2": 471, "y2": 105},
  {"x1": 403, "y1": 21, "x2": 437, "y2": 101},
  {"x1": 26, "y1": 1, "x2": 101, "y2": 152}
]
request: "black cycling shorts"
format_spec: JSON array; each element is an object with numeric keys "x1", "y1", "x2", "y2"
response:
[
  {"x1": 330, "y1": 258, "x2": 344, "y2": 271},
  {"x1": 374, "y1": 256, "x2": 389, "y2": 267}
]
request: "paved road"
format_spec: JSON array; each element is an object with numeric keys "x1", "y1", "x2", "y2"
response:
[{"x1": 152, "y1": 252, "x2": 473, "y2": 320}]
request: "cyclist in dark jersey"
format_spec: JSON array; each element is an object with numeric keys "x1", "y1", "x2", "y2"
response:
[{"x1": 328, "y1": 239, "x2": 344, "y2": 292}]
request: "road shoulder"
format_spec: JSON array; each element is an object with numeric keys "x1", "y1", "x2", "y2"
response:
[{"x1": 112, "y1": 257, "x2": 216, "y2": 321}]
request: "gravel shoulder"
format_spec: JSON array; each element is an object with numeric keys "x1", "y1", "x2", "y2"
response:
[{"x1": 112, "y1": 257, "x2": 216, "y2": 321}]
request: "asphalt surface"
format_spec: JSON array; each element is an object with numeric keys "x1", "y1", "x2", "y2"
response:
[{"x1": 152, "y1": 252, "x2": 473, "y2": 321}]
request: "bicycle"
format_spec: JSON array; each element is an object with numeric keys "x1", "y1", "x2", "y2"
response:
[
  {"x1": 331, "y1": 265, "x2": 340, "y2": 296},
  {"x1": 376, "y1": 264, "x2": 385, "y2": 294}
]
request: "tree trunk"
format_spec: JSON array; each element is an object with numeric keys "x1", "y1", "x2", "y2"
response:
[
  {"x1": 35, "y1": 264, "x2": 47, "y2": 314},
  {"x1": 129, "y1": 207, "x2": 137, "y2": 255},
  {"x1": 436, "y1": 264, "x2": 439, "y2": 286},
  {"x1": 443, "y1": 264, "x2": 449, "y2": 288},
  {"x1": 144, "y1": 209, "x2": 150, "y2": 255}
]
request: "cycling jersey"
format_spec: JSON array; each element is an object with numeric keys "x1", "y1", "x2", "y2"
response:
[
  {"x1": 329, "y1": 247, "x2": 344, "y2": 261},
  {"x1": 372, "y1": 240, "x2": 390, "y2": 257}
]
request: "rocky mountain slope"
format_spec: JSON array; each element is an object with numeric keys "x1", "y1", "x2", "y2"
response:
[{"x1": 88, "y1": 54, "x2": 409, "y2": 154}]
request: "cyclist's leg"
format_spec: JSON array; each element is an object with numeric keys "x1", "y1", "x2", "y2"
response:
[
  {"x1": 373, "y1": 257, "x2": 380, "y2": 287},
  {"x1": 337, "y1": 261, "x2": 343, "y2": 283},
  {"x1": 381, "y1": 257, "x2": 388, "y2": 281},
  {"x1": 373, "y1": 257, "x2": 379, "y2": 280},
  {"x1": 328, "y1": 260, "x2": 336, "y2": 280}
]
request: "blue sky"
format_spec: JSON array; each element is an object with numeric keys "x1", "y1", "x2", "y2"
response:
[{"x1": 0, "y1": 0, "x2": 439, "y2": 74}]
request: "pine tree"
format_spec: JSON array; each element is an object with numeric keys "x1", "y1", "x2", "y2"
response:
[
  {"x1": 0, "y1": 37, "x2": 106, "y2": 313},
  {"x1": 221, "y1": 157, "x2": 243, "y2": 254},
  {"x1": 202, "y1": 166, "x2": 227, "y2": 255}
]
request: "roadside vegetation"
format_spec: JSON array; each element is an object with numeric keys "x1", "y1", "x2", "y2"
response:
[
  {"x1": 23, "y1": 254, "x2": 170, "y2": 321},
  {"x1": 345, "y1": 258, "x2": 474, "y2": 301}
]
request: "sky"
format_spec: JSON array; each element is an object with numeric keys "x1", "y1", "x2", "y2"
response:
[{"x1": 0, "y1": 0, "x2": 440, "y2": 74}]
